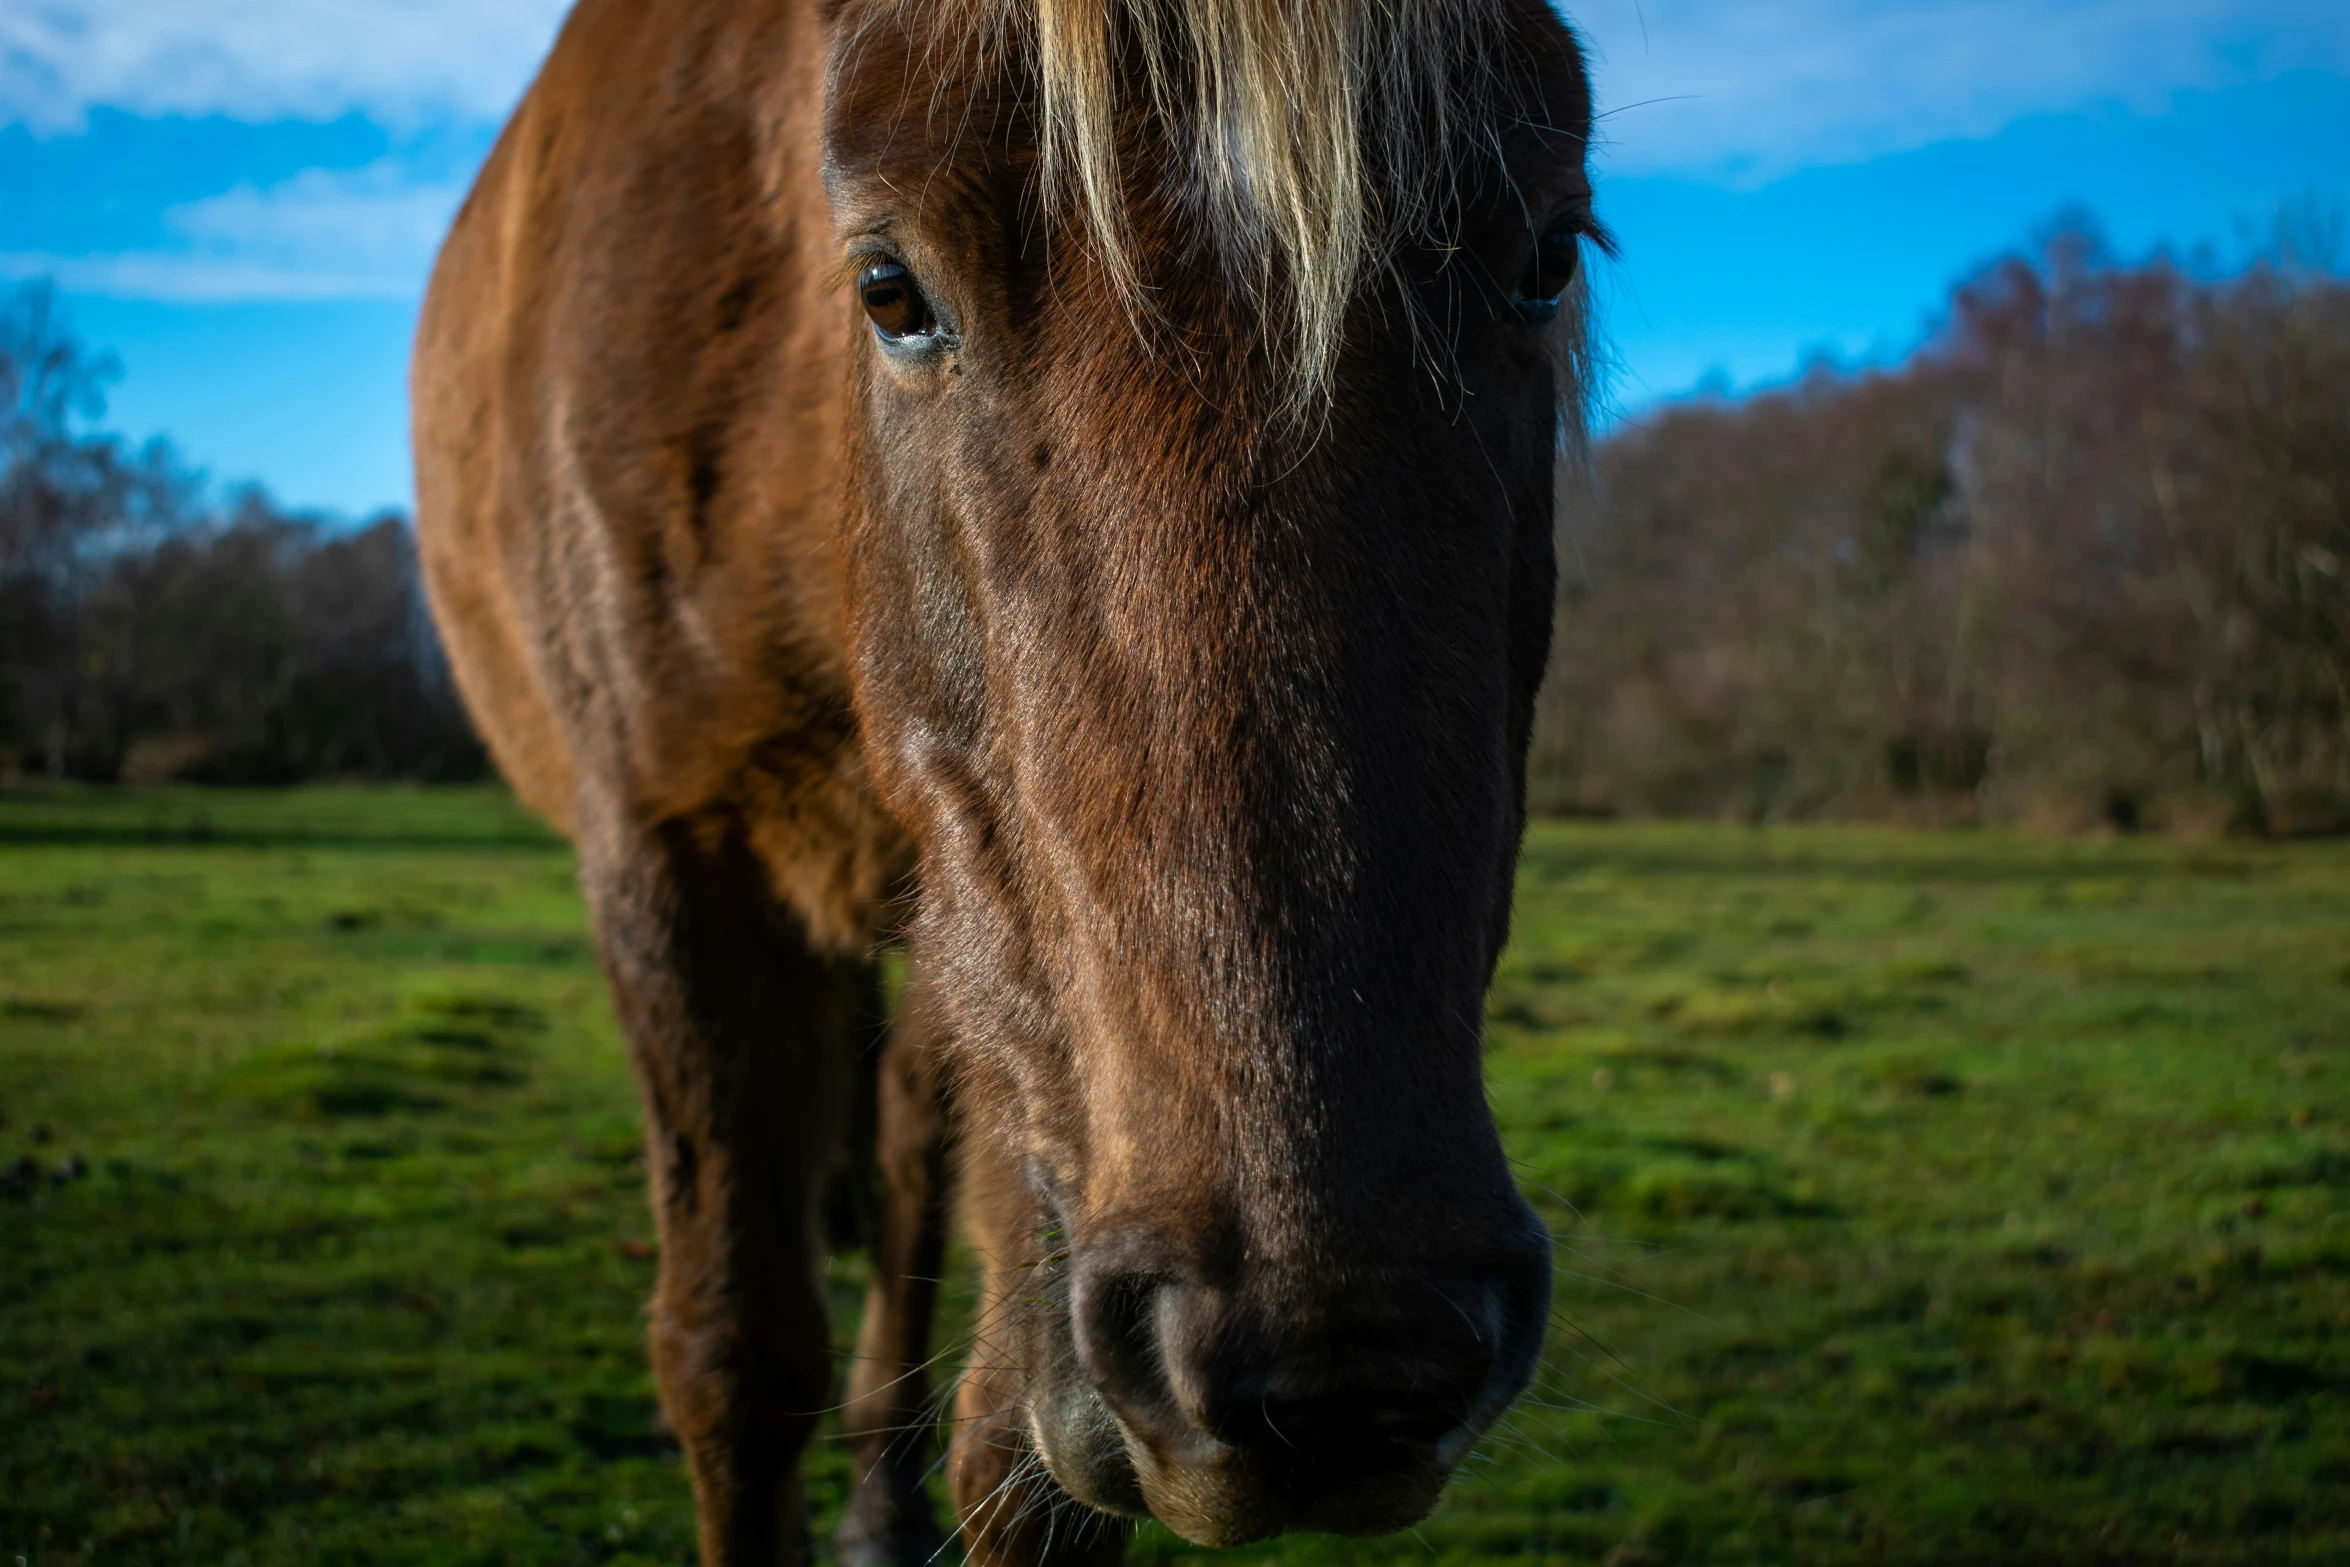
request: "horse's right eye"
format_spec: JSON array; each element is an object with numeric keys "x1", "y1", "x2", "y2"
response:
[
  {"x1": 1511, "y1": 231, "x2": 1581, "y2": 324},
  {"x1": 858, "y1": 260, "x2": 934, "y2": 341}
]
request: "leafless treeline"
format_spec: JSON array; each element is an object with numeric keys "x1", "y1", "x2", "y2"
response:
[
  {"x1": 0, "y1": 284, "x2": 485, "y2": 784},
  {"x1": 8, "y1": 226, "x2": 2345, "y2": 823},
  {"x1": 1533, "y1": 225, "x2": 2350, "y2": 834}
]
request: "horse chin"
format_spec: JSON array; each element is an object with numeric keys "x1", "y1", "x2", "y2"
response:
[
  {"x1": 1025, "y1": 1363, "x2": 1455, "y2": 1549},
  {"x1": 1024, "y1": 1364, "x2": 1151, "y2": 1519},
  {"x1": 1120, "y1": 1441, "x2": 1451, "y2": 1548}
]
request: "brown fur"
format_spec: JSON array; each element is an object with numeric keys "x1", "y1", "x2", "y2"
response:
[{"x1": 412, "y1": 0, "x2": 1597, "y2": 1561}]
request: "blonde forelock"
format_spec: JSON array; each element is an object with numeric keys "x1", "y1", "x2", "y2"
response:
[{"x1": 868, "y1": 0, "x2": 1541, "y2": 407}]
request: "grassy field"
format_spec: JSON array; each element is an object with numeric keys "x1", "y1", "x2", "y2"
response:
[{"x1": 2, "y1": 787, "x2": 2345, "y2": 1566}]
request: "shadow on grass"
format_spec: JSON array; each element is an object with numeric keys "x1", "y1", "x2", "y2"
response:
[
  {"x1": 0, "y1": 785, "x2": 568, "y2": 854},
  {"x1": 0, "y1": 820, "x2": 567, "y2": 852},
  {"x1": 227, "y1": 993, "x2": 549, "y2": 1119}
]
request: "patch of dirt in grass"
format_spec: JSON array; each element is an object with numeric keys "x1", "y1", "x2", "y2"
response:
[
  {"x1": 1, "y1": 994, "x2": 85, "y2": 1023},
  {"x1": 1869, "y1": 1055, "x2": 1966, "y2": 1098}
]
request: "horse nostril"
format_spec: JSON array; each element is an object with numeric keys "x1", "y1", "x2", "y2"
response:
[
  {"x1": 1071, "y1": 1267, "x2": 1180, "y2": 1430},
  {"x1": 1077, "y1": 1265, "x2": 1502, "y2": 1461},
  {"x1": 1070, "y1": 1232, "x2": 1548, "y2": 1489}
]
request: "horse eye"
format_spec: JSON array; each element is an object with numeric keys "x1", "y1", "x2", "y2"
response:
[
  {"x1": 858, "y1": 260, "x2": 934, "y2": 341},
  {"x1": 1513, "y1": 231, "x2": 1581, "y2": 322}
]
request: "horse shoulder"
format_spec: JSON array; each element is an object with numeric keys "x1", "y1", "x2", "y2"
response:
[{"x1": 414, "y1": 0, "x2": 904, "y2": 945}]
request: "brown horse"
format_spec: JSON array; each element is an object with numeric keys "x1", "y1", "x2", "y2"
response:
[{"x1": 410, "y1": 0, "x2": 1599, "y2": 1560}]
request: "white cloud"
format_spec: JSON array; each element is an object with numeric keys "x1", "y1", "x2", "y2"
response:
[
  {"x1": 3, "y1": 0, "x2": 2344, "y2": 310},
  {"x1": 0, "y1": 163, "x2": 464, "y2": 300},
  {"x1": 0, "y1": 0, "x2": 571, "y2": 131},
  {"x1": 168, "y1": 164, "x2": 461, "y2": 276},
  {"x1": 1568, "y1": 0, "x2": 2350, "y2": 181},
  {"x1": 0, "y1": 249, "x2": 407, "y2": 300},
  {"x1": 8, "y1": 0, "x2": 2347, "y2": 175}
]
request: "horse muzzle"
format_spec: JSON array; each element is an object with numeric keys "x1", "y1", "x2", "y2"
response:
[{"x1": 1027, "y1": 1217, "x2": 1553, "y2": 1546}]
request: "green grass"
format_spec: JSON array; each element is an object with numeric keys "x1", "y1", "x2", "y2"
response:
[{"x1": 3, "y1": 789, "x2": 2346, "y2": 1565}]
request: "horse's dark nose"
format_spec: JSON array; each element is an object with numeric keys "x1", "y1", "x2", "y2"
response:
[{"x1": 1069, "y1": 1230, "x2": 1550, "y2": 1498}]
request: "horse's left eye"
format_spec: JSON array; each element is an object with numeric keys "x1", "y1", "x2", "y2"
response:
[
  {"x1": 1513, "y1": 231, "x2": 1581, "y2": 323},
  {"x1": 858, "y1": 260, "x2": 935, "y2": 341}
]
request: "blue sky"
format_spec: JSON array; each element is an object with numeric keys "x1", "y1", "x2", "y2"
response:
[{"x1": 3, "y1": 0, "x2": 2346, "y2": 517}]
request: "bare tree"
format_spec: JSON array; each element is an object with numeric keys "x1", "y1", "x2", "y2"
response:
[
  {"x1": 0, "y1": 284, "x2": 486, "y2": 785},
  {"x1": 1531, "y1": 221, "x2": 2350, "y2": 833}
]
